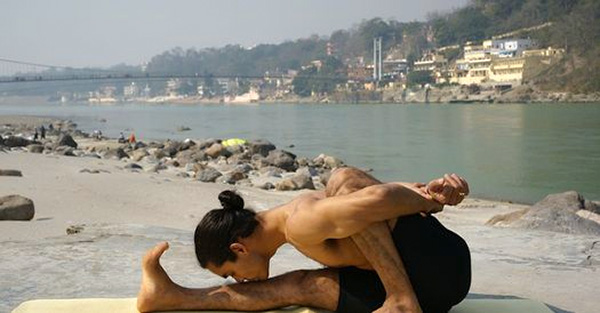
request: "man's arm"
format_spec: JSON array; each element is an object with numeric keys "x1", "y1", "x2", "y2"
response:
[
  {"x1": 324, "y1": 168, "x2": 423, "y2": 312},
  {"x1": 286, "y1": 182, "x2": 440, "y2": 245}
]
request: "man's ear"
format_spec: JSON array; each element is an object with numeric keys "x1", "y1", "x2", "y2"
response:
[{"x1": 230, "y1": 242, "x2": 248, "y2": 255}]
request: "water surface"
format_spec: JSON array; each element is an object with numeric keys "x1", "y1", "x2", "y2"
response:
[{"x1": 1, "y1": 101, "x2": 599, "y2": 204}]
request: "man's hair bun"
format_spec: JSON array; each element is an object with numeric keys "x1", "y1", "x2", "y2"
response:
[{"x1": 218, "y1": 190, "x2": 244, "y2": 211}]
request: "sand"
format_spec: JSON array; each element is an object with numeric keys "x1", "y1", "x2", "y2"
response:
[{"x1": 1, "y1": 150, "x2": 599, "y2": 313}]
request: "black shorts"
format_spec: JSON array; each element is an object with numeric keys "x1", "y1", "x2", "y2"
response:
[{"x1": 336, "y1": 214, "x2": 471, "y2": 313}]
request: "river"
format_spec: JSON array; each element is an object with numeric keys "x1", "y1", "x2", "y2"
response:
[{"x1": 1, "y1": 101, "x2": 599, "y2": 204}]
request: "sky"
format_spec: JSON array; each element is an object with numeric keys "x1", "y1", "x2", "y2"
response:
[{"x1": 1, "y1": 0, "x2": 469, "y2": 68}]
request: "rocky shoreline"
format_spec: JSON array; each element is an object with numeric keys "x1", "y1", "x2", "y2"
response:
[{"x1": 0, "y1": 116, "x2": 346, "y2": 193}]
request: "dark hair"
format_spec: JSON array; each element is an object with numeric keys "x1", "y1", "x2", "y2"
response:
[{"x1": 194, "y1": 190, "x2": 259, "y2": 267}]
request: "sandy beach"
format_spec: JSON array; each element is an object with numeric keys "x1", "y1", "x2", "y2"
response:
[{"x1": 1, "y1": 125, "x2": 599, "y2": 313}]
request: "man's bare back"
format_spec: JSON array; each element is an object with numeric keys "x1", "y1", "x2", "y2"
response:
[{"x1": 137, "y1": 168, "x2": 470, "y2": 313}]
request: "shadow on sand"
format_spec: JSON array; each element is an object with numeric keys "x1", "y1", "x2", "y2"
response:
[{"x1": 466, "y1": 293, "x2": 573, "y2": 313}]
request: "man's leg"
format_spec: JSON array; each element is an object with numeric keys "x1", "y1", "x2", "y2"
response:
[
  {"x1": 137, "y1": 242, "x2": 340, "y2": 312},
  {"x1": 327, "y1": 168, "x2": 421, "y2": 312}
]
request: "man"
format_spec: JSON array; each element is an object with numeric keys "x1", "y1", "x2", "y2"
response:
[{"x1": 137, "y1": 168, "x2": 471, "y2": 313}]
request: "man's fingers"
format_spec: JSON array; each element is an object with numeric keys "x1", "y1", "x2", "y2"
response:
[
  {"x1": 444, "y1": 174, "x2": 460, "y2": 189},
  {"x1": 456, "y1": 175, "x2": 470, "y2": 195}
]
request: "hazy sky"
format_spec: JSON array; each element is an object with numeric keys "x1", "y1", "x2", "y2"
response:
[{"x1": 2, "y1": 0, "x2": 468, "y2": 68}]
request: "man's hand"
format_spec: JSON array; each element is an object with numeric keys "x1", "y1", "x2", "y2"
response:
[{"x1": 426, "y1": 173, "x2": 469, "y2": 206}]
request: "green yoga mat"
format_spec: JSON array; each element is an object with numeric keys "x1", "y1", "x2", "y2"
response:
[{"x1": 12, "y1": 298, "x2": 554, "y2": 313}]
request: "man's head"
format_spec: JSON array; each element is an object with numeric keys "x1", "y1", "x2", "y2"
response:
[{"x1": 194, "y1": 190, "x2": 269, "y2": 282}]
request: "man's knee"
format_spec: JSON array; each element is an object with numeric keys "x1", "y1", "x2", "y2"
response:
[{"x1": 326, "y1": 167, "x2": 380, "y2": 197}]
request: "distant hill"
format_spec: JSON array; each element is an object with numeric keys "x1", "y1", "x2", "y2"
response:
[{"x1": 144, "y1": 0, "x2": 599, "y2": 94}]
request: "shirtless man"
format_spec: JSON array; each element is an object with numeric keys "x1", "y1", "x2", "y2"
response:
[{"x1": 137, "y1": 167, "x2": 471, "y2": 313}]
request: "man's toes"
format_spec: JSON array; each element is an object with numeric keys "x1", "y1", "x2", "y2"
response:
[{"x1": 143, "y1": 242, "x2": 169, "y2": 265}]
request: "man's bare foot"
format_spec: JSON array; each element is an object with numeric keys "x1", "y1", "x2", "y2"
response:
[{"x1": 137, "y1": 242, "x2": 185, "y2": 312}]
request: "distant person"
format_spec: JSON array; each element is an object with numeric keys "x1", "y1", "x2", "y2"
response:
[
  {"x1": 33, "y1": 129, "x2": 39, "y2": 141},
  {"x1": 118, "y1": 132, "x2": 126, "y2": 143},
  {"x1": 128, "y1": 133, "x2": 136, "y2": 144},
  {"x1": 40, "y1": 125, "x2": 46, "y2": 139},
  {"x1": 48, "y1": 124, "x2": 54, "y2": 131}
]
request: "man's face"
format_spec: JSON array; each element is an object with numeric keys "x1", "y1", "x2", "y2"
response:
[{"x1": 205, "y1": 249, "x2": 270, "y2": 283}]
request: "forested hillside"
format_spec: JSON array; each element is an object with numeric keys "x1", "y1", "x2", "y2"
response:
[{"x1": 145, "y1": 0, "x2": 600, "y2": 93}]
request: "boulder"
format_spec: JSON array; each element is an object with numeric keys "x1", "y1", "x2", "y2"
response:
[
  {"x1": 0, "y1": 195, "x2": 35, "y2": 221},
  {"x1": 314, "y1": 154, "x2": 344, "y2": 169},
  {"x1": 131, "y1": 149, "x2": 150, "y2": 162},
  {"x1": 487, "y1": 191, "x2": 600, "y2": 235},
  {"x1": 0, "y1": 169, "x2": 23, "y2": 177},
  {"x1": 104, "y1": 148, "x2": 129, "y2": 160},
  {"x1": 256, "y1": 181, "x2": 275, "y2": 190},
  {"x1": 56, "y1": 133, "x2": 78, "y2": 148},
  {"x1": 3, "y1": 136, "x2": 32, "y2": 148},
  {"x1": 266, "y1": 150, "x2": 297, "y2": 172},
  {"x1": 234, "y1": 163, "x2": 254, "y2": 174},
  {"x1": 259, "y1": 166, "x2": 284, "y2": 177},
  {"x1": 0, "y1": 169, "x2": 22, "y2": 177},
  {"x1": 216, "y1": 170, "x2": 247, "y2": 185},
  {"x1": 27, "y1": 144, "x2": 44, "y2": 154},
  {"x1": 0, "y1": 135, "x2": 4, "y2": 146},
  {"x1": 124, "y1": 163, "x2": 143, "y2": 170},
  {"x1": 54, "y1": 146, "x2": 76, "y2": 156},
  {"x1": 249, "y1": 139, "x2": 276, "y2": 157},
  {"x1": 205, "y1": 143, "x2": 231, "y2": 159},
  {"x1": 276, "y1": 173, "x2": 315, "y2": 191},
  {"x1": 196, "y1": 167, "x2": 222, "y2": 183},
  {"x1": 175, "y1": 150, "x2": 207, "y2": 164}
]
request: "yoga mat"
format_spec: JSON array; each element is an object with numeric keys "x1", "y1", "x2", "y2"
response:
[{"x1": 12, "y1": 297, "x2": 554, "y2": 313}]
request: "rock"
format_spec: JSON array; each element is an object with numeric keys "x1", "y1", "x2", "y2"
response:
[
  {"x1": 296, "y1": 166, "x2": 318, "y2": 177},
  {"x1": 131, "y1": 149, "x2": 149, "y2": 162},
  {"x1": 0, "y1": 135, "x2": 4, "y2": 146},
  {"x1": 175, "y1": 150, "x2": 207, "y2": 164},
  {"x1": 79, "y1": 168, "x2": 101, "y2": 174},
  {"x1": 276, "y1": 173, "x2": 315, "y2": 191},
  {"x1": 314, "y1": 154, "x2": 344, "y2": 169},
  {"x1": 235, "y1": 178, "x2": 254, "y2": 188},
  {"x1": 259, "y1": 166, "x2": 284, "y2": 177},
  {"x1": 205, "y1": 143, "x2": 231, "y2": 159},
  {"x1": 54, "y1": 145, "x2": 76, "y2": 156},
  {"x1": 27, "y1": 144, "x2": 44, "y2": 154},
  {"x1": 249, "y1": 139, "x2": 276, "y2": 157},
  {"x1": 534, "y1": 191, "x2": 592, "y2": 213},
  {"x1": 266, "y1": 150, "x2": 297, "y2": 172},
  {"x1": 196, "y1": 167, "x2": 222, "y2": 183},
  {"x1": 216, "y1": 170, "x2": 247, "y2": 185},
  {"x1": 0, "y1": 169, "x2": 22, "y2": 177},
  {"x1": 234, "y1": 163, "x2": 254, "y2": 174},
  {"x1": 177, "y1": 126, "x2": 191, "y2": 132},
  {"x1": 124, "y1": 163, "x2": 143, "y2": 170},
  {"x1": 179, "y1": 139, "x2": 195, "y2": 151},
  {"x1": 145, "y1": 163, "x2": 168, "y2": 173},
  {"x1": 55, "y1": 133, "x2": 78, "y2": 148},
  {"x1": 66, "y1": 224, "x2": 84, "y2": 235},
  {"x1": 3, "y1": 136, "x2": 32, "y2": 148},
  {"x1": 163, "y1": 141, "x2": 183, "y2": 157},
  {"x1": 487, "y1": 191, "x2": 600, "y2": 235},
  {"x1": 251, "y1": 154, "x2": 271, "y2": 169},
  {"x1": 256, "y1": 181, "x2": 275, "y2": 190},
  {"x1": 296, "y1": 157, "x2": 310, "y2": 167},
  {"x1": 104, "y1": 148, "x2": 129, "y2": 160},
  {"x1": 0, "y1": 195, "x2": 35, "y2": 221}
]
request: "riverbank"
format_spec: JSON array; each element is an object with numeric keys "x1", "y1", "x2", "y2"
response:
[
  {"x1": 1, "y1": 116, "x2": 599, "y2": 312},
  {"x1": 1, "y1": 151, "x2": 599, "y2": 313}
]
